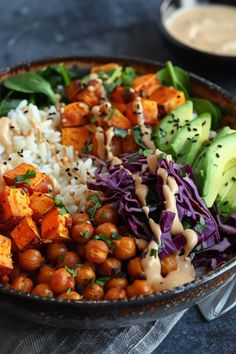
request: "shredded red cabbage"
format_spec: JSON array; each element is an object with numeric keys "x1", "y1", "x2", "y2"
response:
[{"x1": 87, "y1": 152, "x2": 234, "y2": 268}]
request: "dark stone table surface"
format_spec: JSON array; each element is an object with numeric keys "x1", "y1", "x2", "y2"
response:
[{"x1": 0, "y1": 0, "x2": 235, "y2": 353}]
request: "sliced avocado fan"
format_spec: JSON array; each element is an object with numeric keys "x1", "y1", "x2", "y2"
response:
[{"x1": 154, "y1": 101, "x2": 193, "y2": 151}]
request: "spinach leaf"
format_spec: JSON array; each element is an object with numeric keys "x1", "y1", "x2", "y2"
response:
[
  {"x1": 4, "y1": 72, "x2": 57, "y2": 104},
  {"x1": 191, "y1": 98, "x2": 221, "y2": 130},
  {"x1": 157, "y1": 61, "x2": 190, "y2": 98},
  {"x1": 0, "y1": 98, "x2": 22, "y2": 116},
  {"x1": 58, "y1": 63, "x2": 71, "y2": 86},
  {"x1": 121, "y1": 67, "x2": 137, "y2": 86}
]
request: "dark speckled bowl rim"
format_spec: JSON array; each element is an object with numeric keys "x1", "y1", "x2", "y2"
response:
[
  {"x1": 0, "y1": 55, "x2": 235, "y2": 308},
  {"x1": 157, "y1": 0, "x2": 236, "y2": 62}
]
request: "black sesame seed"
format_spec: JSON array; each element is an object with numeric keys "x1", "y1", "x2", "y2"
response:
[
  {"x1": 216, "y1": 153, "x2": 220, "y2": 158},
  {"x1": 187, "y1": 127, "x2": 191, "y2": 132},
  {"x1": 10, "y1": 125, "x2": 15, "y2": 129},
  {"x1": 74, "y1": 167, "x2": 79, "y2": 171},
  {"x1": 165, "y1": 141, "x2": 169, "y2": 145},
  {"x1": 185, "y1": 120, "x2": 189, "y2": 122},
  {"x1": 49, "y1": 112, "x2": 56, "y2": 116},
  {"x1": 192, "y1": 140, "x2": 197, "y2": 143},
  {"x1": 74, "y1": 176, "x2": 78, "y2": 180},
  {"x1": 232, "y1": 177, "x2": 236, "y2": 181},
  {"x1": 23, "y1": 110, "x2": 29, "y2": 114},
  {"x1": 193, "y1": 128, "x2": 198, "y2": 131},
  {"x1": 8, "y1": 157, "x2": 12, "y2": 161},
  {"x1": 202, "y1": 121, "x2": 206, "y2": 126},
  {"x1": 3, "y1": 162, "x2": 7, "y2": 165},
  {"x1": 171, "y1": 130, "x2": 175, "y2": 134},
  {"x1": 217, "y1": 144, "x2": 222, "y2": 148},
  {"x1": 195, "y1": 133, "x2": 200, "y2": 136},
  {"x1": 65, "y1": 168, "x2": 70, "y2": 172},
  {"x1": 223, "y1": 201, "x2": 228, "y2": 205},
  {"x1": 225, "y1": 182, "x2": 228, "y2": 186},
  {"x1": 67, "y1": 172, "x2": 72, "y2": 177},
  {"x1": 187, "y1": 137, "x2": 191, "y2": 140}
]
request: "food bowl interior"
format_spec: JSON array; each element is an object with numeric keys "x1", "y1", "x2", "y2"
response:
[
  {"x1": 158, "y1": 0, "x2": 236, "y2": 64},
  {"x1": 0, "y1": 56, "x2": 235, "y2": 329}
]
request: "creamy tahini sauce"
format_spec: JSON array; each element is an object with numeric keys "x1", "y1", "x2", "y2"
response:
[
  {"x1": 133, "y1": 174, "x2": 148, "y2": 207},
  {"x1": 182, "y1": 229, "x2": 198, "y2": 258},
  {"x1": 133, "y1": 96, "x2": 144, "y2": 125},
  {"x1": 140, "y1": 126, "x2": 156, "y2": 150},
  {"x1": 105, "y1": 127, "x2": 114, "y2": 161},
  {"x1": 0, "y1": 118, "x2": 13, "y2": 155},
  {"x1": 141, "y1": 240, "x2": 196, "y2": 291},
  {"x1": 166, "y1": 5, "x2": 236, "y2": 56},
  {"x1": 95, "y1": 127, "x2": 106, "y2": 160}
]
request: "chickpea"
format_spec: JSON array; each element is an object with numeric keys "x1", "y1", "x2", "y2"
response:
[
  {"x1": 37, "y1": 264, "x2": 55, "y2": 284},
  {"x1": 161, "y1": 254, "x2": 178, "y2": 277},
  {"x1": 83, "y1": 282, "x2": 104, "y2": 300},
  {"x1": 57, "y1": 251, "x2": 81, "y2": 268},
  {"x1": 85, "y1": 240, "x2": 109, "y2": 264},
  {"x1": 18, "y1": 249, "x2": 43, "y2": 272},
  {"x1": 58, "y1": 291, "x2": 82, "y2": 301},
  {"x1": 76, "y1": 244, "x2": 87, "y2": 259},
  {"x1": 105, "y1": 277, "x2": 128, "y2": 290},
  {"x1": 46, "y1": 242, "x2": 68, "y2": 263},
  {"x1": 113, "y1": 237, "x2": 136, "y2": 260},
  {"x1": 104, "y1": 288, "x2": 126, "y2": 300},
  {"x1": 94, "y1": 204, "x2": 117, "y2": 225},
  {"x1": 126, "y1": 280, "x2": 154, "y2": 298},
  {"x1": 71, "y1": 222, "x2": 94, "y2": 244},
  {"x1": 97, "y1": 257, "x2": 121, "y2": 276},
  {"x1": 95, "y1": 223, "x2": 118, "y2": 238},
  {"x1": 50, "y1": 268, "x2": 75, "y2": 294},
  {"x1": 127, "y1": 257, "x2": 145, "y2": 279},
  {"x1": 74, "y1": 265, "x2": 95, "y2": 286},
  {"x1": 11, "y1": 275, "x2": 33, "y2": 293},
  {"x1": 72, "y1": 213, "x2": 90, "y2": 225},
  {"x1": 32, "y1": 283, "x2": 53, "y2": 298}
]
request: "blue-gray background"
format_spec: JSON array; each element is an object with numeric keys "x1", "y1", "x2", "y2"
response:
[{"x1": 0, "y1": 0, "x2": 235, "y2": 353}]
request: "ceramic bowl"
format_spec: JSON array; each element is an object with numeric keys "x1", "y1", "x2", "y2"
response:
[{"x1": 0, "y1": 56, "x2": 235, "y2": 328}]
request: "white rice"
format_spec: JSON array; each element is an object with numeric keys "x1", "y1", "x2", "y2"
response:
[{"x1": 0, "y1": 100, "x2": 96, "y2": 213}]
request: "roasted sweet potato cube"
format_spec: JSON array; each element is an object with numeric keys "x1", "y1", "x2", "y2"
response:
[
  {"x1": 65, "y1": 79, "x2": 102, "y2": 106},
  {"x1": 110, "y1": 87, "x2": 137, "y2": 104},
  {"x1": 61, "y1": 126, "x2": 90, "y2": 151},
  {"x1": 0, "y1": 187, "x2": 32, "y2": 223},
  {"x1": 131, "y1": 74, "x2": 160, "y2": 97},
  {"x1": 61, "y1": 102, "x2": 90, "y2": 127},
  {"x1": 109, "y1": 108, "x2": 132, "y2": 129},
  {"x1": 10, "y1": 216, "x2": 40, "y2": 251},
  {"x1": 0, "y1": 235, "x2": 13, "y2": 277},
  {"x1": 30, "y1": 192, "x2": 55, "y2": 219},
  {"x1": 150, "y1": 86, "x2": 186, "y2": 117},
  {"x1": 3, "y1": 163, "x2": 52, "y2": 193},
  {"x1": 110, "y1": 101, "x2": 127, "y2": 114},
  {"x1": 122, "y1": 132, "x2": 139, "y2": 153},
  {"x1": 126, "y1": 99, "x2": 158, "y2": 126},
  {"x1": 41, "y1": 208, "x2": 70, "y2": 243},
  {"x1": 91, "y1": 63, "x2": 119, "y2": 73}
]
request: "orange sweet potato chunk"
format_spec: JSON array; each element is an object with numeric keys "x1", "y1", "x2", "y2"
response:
[
  {"x1": 30, "y1": 192, "x2": 55, "y2": 219},
  {"x1": 0, "y1": 235, "x2": 13, "y2": 277},
  {"x1": 150, "y1": 86, "x2": 186, "y2": 117},
  {"x1": 41, "y1": 208, "x2": 70, "y2": 243},
  {"x1": 3, "y1": 163, "x2": 52, "y2": 193},
  {"x1": 65, "y1": 80, "x2": 102, "y2": 106},
  {"x1": 61, "y1": 126, "x2": 90, "y2": 151},
  {"x1": 0, "y1": 186, "x2": 32, "y2": 223},
  {"x1": 131, "y1": 74, "x2": 160, "y2": 97},
  {"x1": 126, "y1": 99, "x2": 158, "y2": 126},
  {"x1": 109, "y1": 108, "x2": 132, "y2": 129},
  {"x1": 61, "y1": 102, "x2": 90, "y2": 127},
  {"x1": 10, "y1": 216, "x2": 40, "y2": 251},
  {"x1": 91, "y1": 63, "x2": 119, "y2": 73}
]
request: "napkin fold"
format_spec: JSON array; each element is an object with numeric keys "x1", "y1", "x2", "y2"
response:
[{"x1": 0, "y1": 310, "x2": 186, "y2": 354}]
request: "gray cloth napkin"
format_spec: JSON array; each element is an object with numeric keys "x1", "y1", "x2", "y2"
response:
[{"x1": 0, "y1": 310, "x2": 186, "y2": 354}]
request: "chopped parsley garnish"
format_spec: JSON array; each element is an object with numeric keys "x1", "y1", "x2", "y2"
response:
[
  {"x1": 65, "y1": 266, "x2": 78, "y2": 277},
  {"x1": 111, "y1": 231, "x2": 121, "y2": 240},
  {"x1": 113, "y1": 127, "x2": 128, "y2": 138},
  {"x1": 58, "y1": 255, "x2": 65, "y2": 261},
  {"x1": 93, "y1": 233, "x2": 114, "y2": 250},
  {"x1": 90, "y1": 115, "x2": 96, "y2": 123},
  {"x1": 182, "y1": 218, "x2": 192, "y2": 230},
  {"x1": 87, "y1": 143, "x2": 93, "y2": 152},
  {"x1": 14, "y1": 169, "x2": 36, "y2": 185},
  {"x1": 95, "y1": 276, "x2": 111, "y2": 287},
  {"x1": 158, "y1": 152, "x2": 168, "y2": 159},
  {"x1": 66, "y1": 288, "x2": 73, "y2": 295},
  {"x1": 80, "y1": 230, "x2": 91, "y2": 239},
  {"x1": 143, "y1": 149, "x2": 153, "y2": 157},
  {"x1": 128, "y1": 156, "x2": 138, "y2": 163},
  {"x1": 194, "y1": 216, "x2": 206, "y2": 234},
  {"x1": 51, "y1": 198, "x2": 68, "y2": 216},
  {"x1": 150, "y1": 248, "x2": 157, "y2": 258},
  {"x1": 132, "y1": 126, "x2": 147, "y2": 150},
  {"x1": 88, "y1": 195, "x2": 102, "y2": 220},
  {"x1": 121, "y1": 66, "x2": 137, "y2": 86},
  {"x1": 107, "y1": 107, "x2": 115, "y2": 120},
  {"x1": 178, "y1": 167, "x2": 187, "y2": 178}
]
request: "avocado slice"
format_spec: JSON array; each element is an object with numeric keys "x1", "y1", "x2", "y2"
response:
[
  {"x1": 197, "y1": 133, "x2": 236, "y2": 207},
  {"x1": 169, "y1": 113, "x2": 211, "y2": 161},
  {"x1": 216, "y1": 164, "x2": 236, "y2": 217},
  {"x1": 154, "y1": 101, "x2": 193, "y2": 151},
  {"x1": 193, "y1": 127, "x2": 236, "y2": 190}
]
